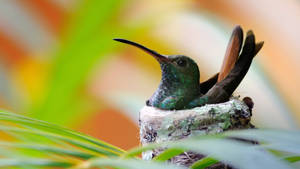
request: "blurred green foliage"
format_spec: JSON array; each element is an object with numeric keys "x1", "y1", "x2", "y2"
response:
[
  {"x1": 0, "y1": 110, "x2": 299, "y2": 169},
  {"x1": 31, "y1": 0, "x2": 126, "y2": 125}
]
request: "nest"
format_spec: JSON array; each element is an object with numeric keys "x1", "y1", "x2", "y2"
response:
[{"x1": 139, "y1": 97, "x2": 254, "y2": 168}]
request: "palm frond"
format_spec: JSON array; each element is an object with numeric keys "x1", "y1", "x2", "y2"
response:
[
  {"x1": 126, "y1": 130, "x2": 300, "y2": 169},
  {"x1": 0, "y1": 110, "x2": 125, "y2": 168},
  {"x1": 0, "y1": 110, "x2": 299, "y2": 169}
]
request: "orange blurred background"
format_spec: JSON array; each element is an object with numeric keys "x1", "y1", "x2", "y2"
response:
[{"x1": 0, "y1": 0, "x2": 299, "y2": 150}]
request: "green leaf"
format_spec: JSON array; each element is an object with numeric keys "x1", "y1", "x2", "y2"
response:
[
  {"x1": 153, "y1": 148, "x2": 184, "y2": 161},
  {"x1": 0, "y1": 111, "x2": 124, "y2": 155},
  {"x1": 1, "y1": 111, "x2": 299, "y2": 169},
  {"x1": 86, "y1": 158, "x2": 186, "y2": 169},
  {"x1": 0, "y1": 158, "x2": 73, "y2": 168},
  {"x1": 124, "y1": 134, "x2": 224, "y2": 158},
  {"x1": 263, "y1": 143, "x2": 300, "y2": 155},
  {"x1": 225, "y1": 129, "x2": 300, "y2": 155},
  {"x1": 190, "y1": 157, "x2": 219, "y2": 169},
  {"x1": 225, "y1": 129, "x2": 300, "y2": 145},
  {"x1": 0, "y1": 141, "x2": 95, "y2": 160},
  {"x1": 124, "y1": 143, "x2": 159, "y2": 158},
  {"x1": 171, "y1": 138, "x2": 293, "y2": 169},
  {"x1": 127, "y1": 133, "x2": 294, "y2": 169},
  {"x1": 0, "y1": 125, "x2": 118, "y2": 157},
  {"x1": 284, "y1": 156, "x2": 300, "y2": 163},
  {"x1": 31, "y1": 0, "x2": 126, "y2": 125}
]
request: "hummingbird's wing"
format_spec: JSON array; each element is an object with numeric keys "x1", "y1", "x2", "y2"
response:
[{"x1": 200, "y1": 73, "x2": 219, "y2": 94}]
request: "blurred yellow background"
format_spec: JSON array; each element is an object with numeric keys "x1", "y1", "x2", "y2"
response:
[{"x1": 0, "y1": 0, "x2": 299, "y2": 150}]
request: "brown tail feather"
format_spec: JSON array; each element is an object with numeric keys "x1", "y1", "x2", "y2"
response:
[{"x1": 218, "y1": 25, "x2": 243, "y2": 82}]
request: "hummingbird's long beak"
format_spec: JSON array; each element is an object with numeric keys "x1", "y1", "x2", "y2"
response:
[{"x1": 114, "y1": 38, "x2": 168, "y2": 62}]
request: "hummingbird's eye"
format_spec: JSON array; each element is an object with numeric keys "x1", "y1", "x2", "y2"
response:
[{"x1": 176, "y1": 59, "x2": 187, "y2": 67}]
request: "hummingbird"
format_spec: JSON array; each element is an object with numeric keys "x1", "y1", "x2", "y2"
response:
[{"x1": 114, "y1": 26, "x2": 263, "y2": 110}]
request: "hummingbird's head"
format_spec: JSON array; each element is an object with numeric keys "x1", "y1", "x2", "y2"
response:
[
  {"x1": 159, "y1": 55, "x2": 200, "y2": 86},
  {"x1": 114, "y1": 38, "x2": 200, "y2": 87}
]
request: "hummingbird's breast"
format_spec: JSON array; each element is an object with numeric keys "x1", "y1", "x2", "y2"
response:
[
  {"x1": 147, "y1": 81, "x2": 201, "y2": 110},
  {"x1": 147, "y1": 84, "x2": 171, "y2": 107},
  {"x1": 147, "y1": 62, "x2": 201, "y2": 109}
]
